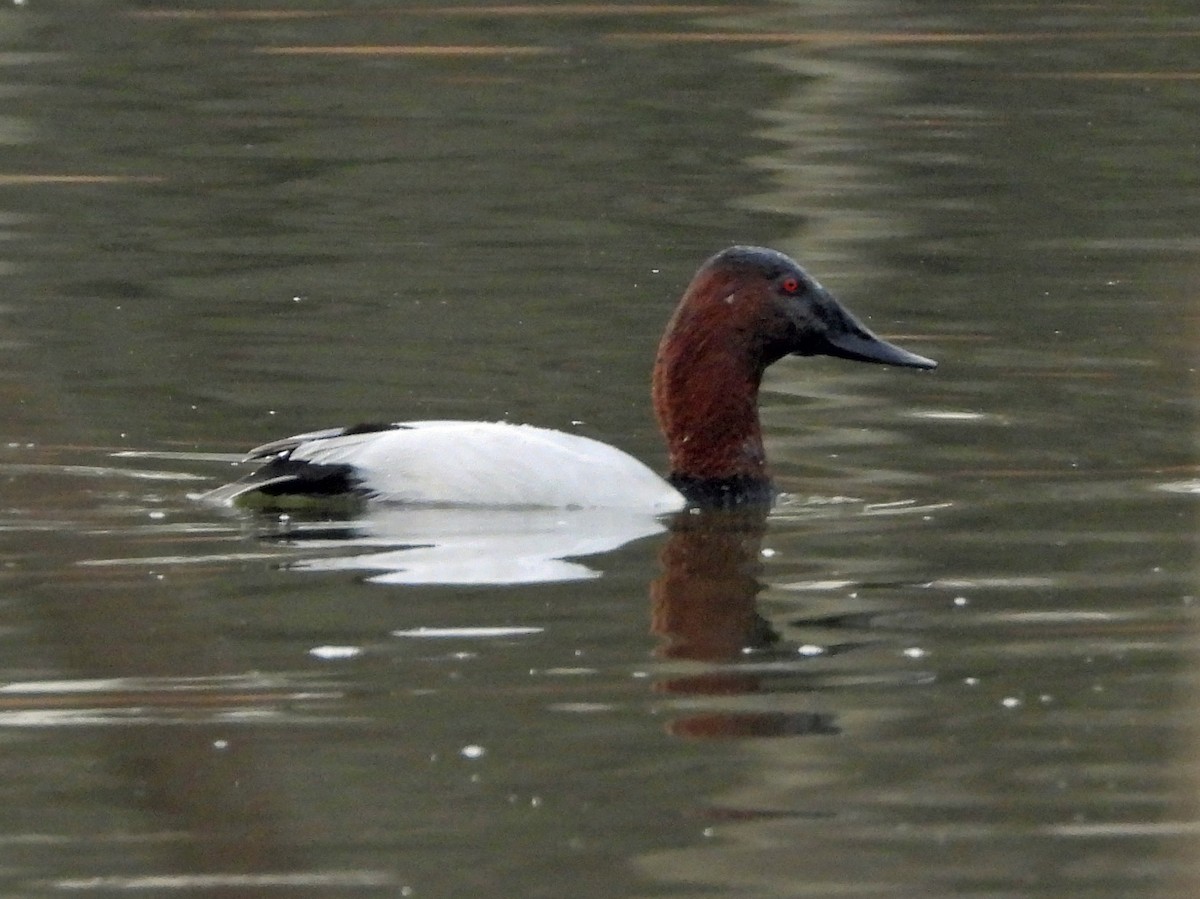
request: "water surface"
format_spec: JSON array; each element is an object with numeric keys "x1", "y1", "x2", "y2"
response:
[{"x1": 1, "y1": 2, "x2": 1197, "y2": 897}]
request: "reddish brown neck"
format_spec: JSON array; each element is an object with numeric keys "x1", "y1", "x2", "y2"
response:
[{"x1": 652, "y1": 288, "x2": 769, "y2": 483}]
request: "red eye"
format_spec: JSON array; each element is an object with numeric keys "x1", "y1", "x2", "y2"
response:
[{"x1": 780, "y1": 277, "x2": 801, "y2": 294}]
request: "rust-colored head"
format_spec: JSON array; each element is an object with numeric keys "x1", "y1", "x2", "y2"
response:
[{"x1": 651, "y1": 246, "x2": 935, "y2": 502}]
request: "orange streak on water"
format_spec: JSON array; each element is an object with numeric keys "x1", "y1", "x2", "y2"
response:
[
  {"x1": 0, "y1": 690, "x2": 317, "y2": 710},
  {"x1": 257, "y1": 45, "x2": 555, "y2": 56},
  {"x1": 0, "y1": 174, "x2": 164, "y2": 185},
  {"x1": 1021, "y1": 72, "x2": 1200, "y2": 79},
  {"x1": 130, "y1": 5, "x2": 743, "y2": 19},
  {"x1": 130, "y1": 9, "x2": 333, "y2": 19},
  {"x1": 411, "y1": 4, "x2": 741, "y2": 13},
  {"x1": 608, "y1": 29, "x2": 1200, "y2": 45}
]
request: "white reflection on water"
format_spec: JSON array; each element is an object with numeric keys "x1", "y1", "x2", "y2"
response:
[
  {"x1": 0, "y1": 673, "x2": 332, "y2": 694},
  {"x1": 0, "y1": 462, "x2": 208, "y2": 481},
  {"x1": 278, "y1": 506, "x2": 668, "y2": 586},
  {"x1": 50, "y1": 870, "x2": 400, "y2": 891},
  {"x1": 1156, "y1": 479, "x2": 1200, "y2": 495},
  {"x1": 908, "y1": 409, "x2": 996, "y2": 422},
  {"x1": 0, "y1": 673, "x2": 348, "y2": 728},
  {"x1": 391, "y1": 626, "x2": 543, "y2": 638}
]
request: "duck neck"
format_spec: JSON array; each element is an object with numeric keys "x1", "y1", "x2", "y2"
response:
[{"x1": 652, "y1": 332, "x2": 771, "y2": 495}]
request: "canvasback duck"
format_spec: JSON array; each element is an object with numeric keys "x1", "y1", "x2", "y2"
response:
[{"x1": 204, "y1": 246, "x2": 936, "y2": 511}]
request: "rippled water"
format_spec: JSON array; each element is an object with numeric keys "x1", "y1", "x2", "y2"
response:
[{"x1": 1, "y1": 2, "x2": 1197, "y2": 897}]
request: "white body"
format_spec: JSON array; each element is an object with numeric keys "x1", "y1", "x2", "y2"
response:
[{"x1": 233, "y1": 420, "x2": 686, "y2": 512}]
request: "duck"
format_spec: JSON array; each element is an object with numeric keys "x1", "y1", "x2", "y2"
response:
[{"x1": 203, "y1": 246, "x2": 936, "y2": 512}]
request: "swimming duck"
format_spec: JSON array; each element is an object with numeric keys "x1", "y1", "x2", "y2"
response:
[{"x1": 204, "y1": 246, "x2": 936, "y2": 511}]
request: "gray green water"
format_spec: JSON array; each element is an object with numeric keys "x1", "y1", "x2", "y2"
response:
[{"x1": 1, "y1": 2, "x2": 1197, "y2": 896}]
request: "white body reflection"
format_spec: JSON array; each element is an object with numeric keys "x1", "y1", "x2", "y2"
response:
[{"x1": 281, "y1": 506, "x2": 669, "y2": 586}]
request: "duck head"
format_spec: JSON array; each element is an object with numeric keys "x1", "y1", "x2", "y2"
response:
[{"x1": 652, "y1": 245, "x2": 936, "y2": 504}]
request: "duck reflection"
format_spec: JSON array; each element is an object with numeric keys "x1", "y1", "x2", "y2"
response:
[
  {"x1": 257, "y1": 506, "x2": 669, "y2": 585},
  {"x1": 651, "y1": 507, "x2": 776, "y2": 662},
  {"x1": 240, "y1": 501, "x2": 838, "y2": 739},
  {"x1": 650, "y1": 506, "x2": 839, "y2": 739}
]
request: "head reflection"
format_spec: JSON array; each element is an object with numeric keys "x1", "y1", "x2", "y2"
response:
[{"x1": 649, "y1": 506, "x2": 839, "y2": 739}]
